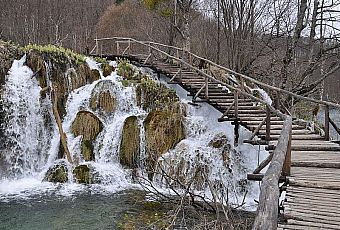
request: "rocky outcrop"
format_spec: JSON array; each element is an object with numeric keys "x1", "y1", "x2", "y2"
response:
[
  {"x1": 136, "y1": 77, "x2": 179, "y2": 112},
  {"x1": 73, "y1": 164, "x2": 93, "y2": 184},
  {"x1": 120, "y1": 116, "x2": 140, "y2": 169},
  {"x1": 44, "y1": 162, "x2": 68, "y2": 183},
  {"x1": 144, "y1": 111, "x2": 185, "y2": 178},
  {"x1": 90, "y1": 80, "x2": 116, "y2": 114},
  {"x1": 71, "y1": 111, "x2": 103, "y2": 161},
  {"x1": 102, "y1": 63, "x2": 114, "y2": 77}
]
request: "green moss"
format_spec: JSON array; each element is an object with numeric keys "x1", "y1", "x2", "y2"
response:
[
  {"x1": 22, "y1": 43, "x2": 85, "y2": 65},
  {"x1": 73, "y1": 164, "x2": 93, "y2": 184},
  {"x1": 120, "y1": 116, "x2": 140, "y2": 169},
  {"x1": 91, "y1": 69, "x2": 101, "y2": 80},
  {"x1": 81, "y1": 140, "x2": 95, "y2": 161},
  {"x1": 43, "y1": 163, "x2": 68, "y2": 183},
  {"x1": 116, "y1": 58, "x2": 141, "y2": 80},
  {"x1": 136, "y1": 77, "x2": 179, "y2": 111},
  {"x1": 102, "y1": 63, "x2": 114, "y2": 77}
]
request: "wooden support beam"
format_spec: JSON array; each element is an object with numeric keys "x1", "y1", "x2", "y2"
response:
[
  {"x1": 249, "y1": 117, "x2": 267, "y2": 141},
  {"x1": 282, "y1": 127, "x2": 292, "y2": 176},
  {"x1": 325, "y1": 105, "x2": 330, "y2": 141},
  {"x1": 330, "y1": 117, "x2": 340, "y2": 136},
  {"x1": 253, "y1": 152, "x2": 273, "y2": 174},
  {"x1": 266, "y1": 105, "x2": 271, "y2": 142}
]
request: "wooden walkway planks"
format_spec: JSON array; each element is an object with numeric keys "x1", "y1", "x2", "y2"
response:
[{"x1": 128, "y1": 56, "x2": 340, "y2": 230}]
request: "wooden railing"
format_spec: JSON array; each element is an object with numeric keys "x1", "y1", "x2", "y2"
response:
[{"x1": 91, "y1": 37, "x2": 340, "y2": 229}]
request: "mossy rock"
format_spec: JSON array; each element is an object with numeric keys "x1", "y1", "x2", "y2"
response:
[
  {"x1": 136, "y1": 77, "x2": 179, "y2": 111},
  {"x1": 71, "y1": 111, "x2": 103, "y2": 141},
  {"x1": 102, "y1": 63, "x2": 114, "y2": 77},
  {"x1": 90, "y1": 80, "x2": 116, "y2": 113},
  {"x1": 81, "y1": 140, "x2": 95, "y2": 161},
  {"x1": 91, "y1": 69, "x2": 101, "y2": 81},
  {"x1": 73, "y1": 164, "x2": 93, "y2": 184},
  {"x1": 26, "y1": 50, "x2": 47, "y2": 89},
  {"x1": 44, "y1": 162, "x2": 68, "y2": 183},
  {"x1": 144, "y1": 111, "x2": 185, "y2": 178},
  {"x1": 120, "y1": 116, "x2": 140, "y2": 169}
]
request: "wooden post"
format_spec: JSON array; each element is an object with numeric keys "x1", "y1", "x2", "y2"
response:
[
  {"x1": 325, "y1": 105, "x2": 330, "y2": 141},
  {"x1": 275, "y1": 91, "x2": 280, "y2": 110},
  {"x1": 266, "y1": 105, "x2": 271, "y2": 142},
  {"x1": 234, "y1": 90, "x2": 239, "y2": 119},
  {"x1": 179, "y1": 62, "x2": 182, "y2": 82},
  {"x1": 205, "y1": 76, "x2": 209, "y2": 99},
  {"x1": 234, "y1": 90, "x2": 239, "y2": 146},
  {"x1": 282, "y1": 128, "x2": 292, "y2": 176},
  {"x1": 116, "y1": 42, "x2": 119, "y2": 55},
  {"x1": 128, "y1": 39, "x2": 131, "y2": 55},
  {"x1": 95, "y1": 39, "x2": 99, "y2": 55},
  {"x1": 100, "y1": 44, "x2": 103, "y2": 57}
]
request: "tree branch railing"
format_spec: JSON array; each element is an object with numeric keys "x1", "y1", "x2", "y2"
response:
[{"x1": 90, "y1": 37, "x2": 338, "y2": 228}]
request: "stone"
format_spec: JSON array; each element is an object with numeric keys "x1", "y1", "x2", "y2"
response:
[
  {"x1": 119, "y1": 116, "x2": 140, "y2": 168},
  {"x1": 71, "y1": 111, "x2": 103, "y2": 141},
  {"x1": 144, "y1": 111, "x2": 185, "y2": 178},
  {"x1": 90, "y1": 80, "x2": 116, "y2": 113},
  {"x1": 73, "y1": 164, "x2": 93, "y2": 184},
  {"x1": 44, "y1": 162, "x2": 68, "y2": 183},
  {"x1": 81, "y1": 140, "x2": 95, "y2": 161},
  {"x1": 208, "y1": 133, "x2": 228, "y2": 148},
  {"x1": 102, "y1": 63, "x2": 114, "y2": 77}
]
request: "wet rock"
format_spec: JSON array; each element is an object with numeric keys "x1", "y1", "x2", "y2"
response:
[
  {"x1": 81, "y1": 140, "x2": 95, "y2": 161},
  {"x1": 102, "y1": 63, "x2": 114, "y2": 77},
  {"x1": 26, "y1": 50, "x2": 47, "y2": 89},
  {"x1": 90, "y1": 80, "x2": 116, "y2": 114},
  {"x1": 136, "y1": 78, "x2": 179, "y2": 112},
  {"x1": 73, "y1": 164, "x2": 93, "y2": 184},
  {"x1": 44, "y1": 162, "x2": 68, "y2": 183},
  {"x1": 91, "y1": 69, "x2": 101, "y2": 80},
  {"x1": 144, "y1": 111, "x2": 185, "y2": 178},
  {"x1": 120, "y1": 116, "x2": 140, "y2": 169},
  {"x1": 208, "y1": 133, "x2": 228, "y2": 148},
  {"x1": 71, "y1": 111, "x2": 103, "y2": 141},
  {"x1": 71, "y1": 111, "x2": 103, "y2": 161}
]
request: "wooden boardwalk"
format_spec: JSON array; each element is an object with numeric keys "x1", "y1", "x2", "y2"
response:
[
  {"x1": 146, "y1": 60, "x2": 340, "y2": 230},
  {"x1": 93, "y1": 37, "x2": 340, "y2": 229}
]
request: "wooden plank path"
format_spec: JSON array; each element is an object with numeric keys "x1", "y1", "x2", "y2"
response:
[
  {"x1": 148, "y1": 60, "x2": 340, "y2": 230},
  {"x1": 92, "y1": 37, "x2": 340, "y2": 229}
]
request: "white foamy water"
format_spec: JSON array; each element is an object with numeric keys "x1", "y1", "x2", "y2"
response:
[{"x1": 0, "y1": 58, "x2": 266, "y2": 211}]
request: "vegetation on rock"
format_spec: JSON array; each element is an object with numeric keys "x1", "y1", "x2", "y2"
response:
[
  {"x1": 81, "y1": 140, "x2": 95, "y2": 161},
  {"x1": 73, "y1": 164, "x2": 93, "y2": 184},
  {"x1": 120, "y1": 116, "x2": 140, "y2": 169},
  {"x1": 43, "y1": 162, "x2": 68, "y2": 183},
  {"x1": 136, "y1": 77, "x2": 179, "y2": 112}
]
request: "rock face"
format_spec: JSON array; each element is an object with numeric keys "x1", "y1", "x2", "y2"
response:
[
  {"x1": 136, "y1": 78, "x2": 179, "y2": 112},
  {"x1": 71, "y1": 111, "x2": 103, "y2": 161},
  {"x1": 102, "y1": 63, "x2": 114, "y2": 77},
  {"x1": 120, "y1": 116, "x2": 140, "y2": 169},
  {"x1": 90, "y1": 80, "x2": 116, "y2": 114},
  {"x1": 44, "y1": 162, "x2": 68, "y2": 183},
  {"x1": 144, "y1": 111, "x2": 185, "y2": 178},
  {"x1": 73, "y1": 164, "x2": 93, "y2": 184}
]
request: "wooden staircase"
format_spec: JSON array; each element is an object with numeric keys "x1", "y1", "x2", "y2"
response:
[{"x1": 92, "y1": 37, "x2": 340, "y2": 230}]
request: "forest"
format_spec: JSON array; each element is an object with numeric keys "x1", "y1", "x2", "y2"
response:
[{"x1": 1, "y1": 0, "x2": 339, "y2": 103}]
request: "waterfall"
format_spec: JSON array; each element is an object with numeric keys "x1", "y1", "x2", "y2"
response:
[
  {"x1": 0, "y1": 55, "x2": 54, "y2": 178},
  {"x1": 0, "y1": 57, "x2": 264, "y2": 210}
]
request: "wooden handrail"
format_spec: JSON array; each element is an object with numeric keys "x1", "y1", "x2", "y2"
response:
[
  {"x1": 92, "y1": 36, "x2": 340, "y2": 111},
  {"x1": 252, "y1": 116, "x2": 293, "y2": 230}
]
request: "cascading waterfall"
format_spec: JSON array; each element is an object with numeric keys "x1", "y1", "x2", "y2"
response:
[
  {"x1": 0, "y1": 55, "x2": 54, "y2": 178},
  {"x1": 0, "y1": 56, "x2": 264, "y2": 210}
]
